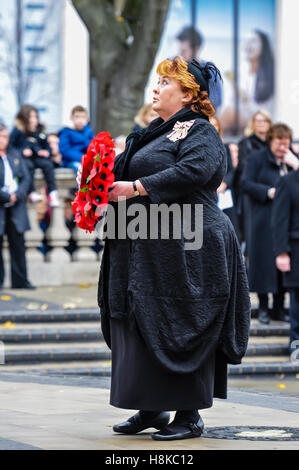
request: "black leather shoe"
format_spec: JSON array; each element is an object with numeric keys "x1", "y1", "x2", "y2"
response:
[
  {"x1": 258, "y1": 309, "x2": 270, "y2": 324},
  {"x1": 12, "y1": 282, "x2": 36, "y2": 290},
  {"x1": 113, "y1": 411, "x2": 170, "y2": 434},
  {"x1": 152, "y1": 416, "x2": 204, "y2": 441}
]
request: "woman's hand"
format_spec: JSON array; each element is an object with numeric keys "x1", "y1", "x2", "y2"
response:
[
  {"x1": 107, "y1": 182, "x2": 135, "y2": 202},
  {"x1": 217, "y1": 181, "x2": 227, "y2": 195},
  {"x1": 107, "y1": 180, "x2": 147, "y2": 202},
  {"x1": 267, "y1": 187, "x2": 276, "y2": 199},
  {"x1": 276, "y1": 253, "x2": 291, "y2": 272},
  {"x1": 284, "y1": 150, "x2": 299, "y2": 170},
  {"x1": 37, "y1": 149, "x2": 50, "y2": 158},
  {"x1": 23, "y1": 148, "x2": 32, "y2": 158}
]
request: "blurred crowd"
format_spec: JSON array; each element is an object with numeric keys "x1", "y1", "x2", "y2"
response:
[{"x1": 0, "y1": 100, "x2": 299, "y2": 356}]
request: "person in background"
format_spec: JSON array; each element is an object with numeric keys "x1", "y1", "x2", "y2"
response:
[
  {"x1": 0, "y1": 123, "x2": 35, "y2": 289},
  {"x1": 176, "y1": 26, "x2": 222, "y2": 110},
  {"x1": 242, "y1": 123, "x2": 299, "y2": 325},
  {"x1": 132, "y1": 104, "x2": 159, "y2": 132},
  {"x1": 272, "y1": 169, "x2": 299, "y2": 360},
  {"x1": 236, "y1": 110, "x2": 272, "y2": 256},
  {"x1": 47, "y1": 133, "x2": 62, "y2": 168},
  {"x1": 59, "y1": 105, "x2": 94, "y2": 172},
  {"x1": 9, "y1": 105, "x2": 59, "y2": 207},
  {"x1": 114, "y1": 135, "x2": 127, "y2": 156},
  {"x1": 210, "y1": 116, "x2": 240, "y2": 239}
]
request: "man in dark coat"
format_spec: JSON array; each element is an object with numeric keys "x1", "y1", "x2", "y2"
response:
[
  {"x1": 272, "y1": 169, "x2": 299, "y2": 357},
  {"x1": 0, "y1": 123, "x2": 34, "y2": 289},
  {"x1": 242, "y1": 123, "x2": 299, "y2": 324}
]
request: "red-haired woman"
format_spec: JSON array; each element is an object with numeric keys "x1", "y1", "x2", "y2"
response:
[
  {"x1": 9, "y1": 105, "x2": 59, "y2": 207},
  {"x1": 95, "y1": 57, "x2": 250, "y2": 440}
]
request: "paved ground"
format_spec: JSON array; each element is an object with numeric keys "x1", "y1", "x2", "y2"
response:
[
  {"x1": 0, "y1": 372, "x2": 298, "y2": 450},
  {"x1": 0, "y1": 285, "x2": 298, "y2": 451}
]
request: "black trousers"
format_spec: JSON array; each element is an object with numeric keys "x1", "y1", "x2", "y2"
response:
[
  {"x1": 0, "y1": 212, "x2": 28, "y2": 287},
  {"x1": 25, "y1": 156, "x2": 57, "y2": 193}
]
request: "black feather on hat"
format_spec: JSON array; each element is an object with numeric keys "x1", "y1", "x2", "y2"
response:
[{"x1": 187, "y1": 59, "x2": 222, "y2": 95}]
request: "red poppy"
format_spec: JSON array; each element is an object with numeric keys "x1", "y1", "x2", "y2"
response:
[{"x1": 72, "y1": 131, "x2": 115, "y2": 232}]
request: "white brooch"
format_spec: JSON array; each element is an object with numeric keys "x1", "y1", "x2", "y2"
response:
[{"x1": 167, "y1": 120, "x2": 195, "y2": 142}]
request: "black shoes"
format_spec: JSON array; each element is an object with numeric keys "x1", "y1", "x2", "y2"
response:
[
  {"x1": 258, "y1": 309, "x2": 270, "y2": 324},
  {"x1": 113, "y1": 411, "x2": 170, "y2": 435},
  {"x1": 152, "y1": 416, "x2": 205, "y2": 441},
  {"x1": 11, "y1": 282, "x2": 36, "y2": 290}
]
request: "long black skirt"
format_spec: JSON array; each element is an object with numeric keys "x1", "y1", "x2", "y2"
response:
[{"x1": 110, "y1": 317, "x2": 228, "y2": 411}]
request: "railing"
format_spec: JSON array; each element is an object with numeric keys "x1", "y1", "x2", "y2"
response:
[{"x1": 2, "y1": 168, "x2": 103, "y2": 287}]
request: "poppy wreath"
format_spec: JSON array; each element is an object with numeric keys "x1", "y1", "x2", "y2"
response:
[{"x1": 72, "y1": 132, "x2": 116, "y2": 232}]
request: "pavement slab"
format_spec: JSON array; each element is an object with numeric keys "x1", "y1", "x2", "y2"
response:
[{"x1": 0, "y1": 375, "x2": 298, "y2": 450}]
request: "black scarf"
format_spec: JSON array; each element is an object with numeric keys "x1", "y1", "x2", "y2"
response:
[{"x1": 113, "y1": 106, "x2": 209, "y2": 181}]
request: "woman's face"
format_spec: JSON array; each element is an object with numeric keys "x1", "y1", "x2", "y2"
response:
[
  {"x1": 28, "y1": 110, "x2": 39, "y2": 131},
  {"x1": 245, "y1": 33, "x2": 262, "y2": 61},
  {"x1": 253, "y1": 113, "x2": 271, "y2": 135},
  {"x1": 270, "y1": 138, "x2": 291, "y2": 161},
  {"x1": 152, "y1": 76, "x2": 190, "y2": 120}
]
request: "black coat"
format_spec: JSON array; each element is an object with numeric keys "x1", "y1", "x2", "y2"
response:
[
  {"x1": 235, "y1": 133, "x2": 268, "y2": 198},
  {"x1": 272, "y1": 170, "x2": 299, "y2": 288},
  {"x1": 9, "y1": 124, "x2": 51, "y2": 158},
  {"x1": 0, "y1": 147, "x2": 31, "y2": 235},
  {"x1": 98, "y1": 112, "x2": 251, "y2": 374},
  {"x1": 242, "y1": 147, "x2": 293, "y2": 293}
]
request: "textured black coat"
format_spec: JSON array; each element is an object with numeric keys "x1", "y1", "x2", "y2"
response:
[
  {"x1": 272, "y1": 170, "x2": 299, "y2": 288},
  {"x1": 0, "y1": 147, "x2": 31, "y2": 235},
  {"x1": 242, "y1": 147, "x2": 293, "y2": 293},
  {"x1": 98, "y1": 114, "x2": 251, "y2": 374}
]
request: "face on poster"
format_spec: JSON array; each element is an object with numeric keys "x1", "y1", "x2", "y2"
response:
[{"x1": 144, "y1": 0, "x2": 276, "y2": 137}]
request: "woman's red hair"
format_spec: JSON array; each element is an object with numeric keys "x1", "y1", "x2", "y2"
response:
[{"x1": 156, "y1": 56, "x2": 215, "y2": 117}]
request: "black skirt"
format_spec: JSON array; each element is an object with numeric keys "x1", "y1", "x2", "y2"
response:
[{"x1": 110, "y1": 317, "x2": 227, "y2": 411}]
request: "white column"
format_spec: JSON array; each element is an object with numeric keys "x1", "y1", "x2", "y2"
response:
[
  {"x1": 61, "y1": 0, "x2": 90, "y2": 128},
  {"x1": 275, "y1": 0, "x2": 299, "y2": 139}
]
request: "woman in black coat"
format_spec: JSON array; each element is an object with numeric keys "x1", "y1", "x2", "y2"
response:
[
  {"x1": 236, "y1": 111, "x2": 272, "y2": 254},
  {"x1": 94, "y1": 57, "x2": 250, "y2": 441},
  {"x1": 242, "y1": 123, "x2": 299, "y2": 324},
  {"x1": 272, "y1": 170, "x2": 299, "y2": 356}
]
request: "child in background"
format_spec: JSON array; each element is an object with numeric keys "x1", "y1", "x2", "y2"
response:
[
  {"x1": 59, "y1": 105, "x2": 94, "y2": 172},
  {"x1": 9, "y1": 105, "x2": 59, "y2": 207}
]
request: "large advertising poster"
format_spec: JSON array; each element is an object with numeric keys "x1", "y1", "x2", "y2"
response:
[
  {"x1": 0, "y1": 0, "x2": 63, "y2": 131},
  {"x1": 145, "y1": 0, "x2": 276, "y2": 137}
]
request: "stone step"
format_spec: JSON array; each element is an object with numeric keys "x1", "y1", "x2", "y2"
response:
[
  {"x1": 249, "y1": 320, "x2": 290, "y2": 337},
  {"x1": 245, "y1": 343, "x2": 289, "y2": 357},
  {"x1": 2, "y1": 342, "x2": 110, "y2": 364},
  {"x1": 0, "y1": 309, "x2": 100, "y2": 323},
  {"x1": 1, "y1": 360, "x2": 297, "y2": 377},
  {"x1": 0, "y1": 323, "x2": 102, "y2": 343}
]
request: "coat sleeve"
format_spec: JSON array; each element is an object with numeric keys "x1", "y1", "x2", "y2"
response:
[
  {"x1": 241, "y1": 153, "x2": 271, "y2": 203},
  {"x1": 223, "y1": 145, "x2": 235, "y2": 188},
  {"x1": 271, "y1": 176, "x2": 292, "y2": 256},
  {"x1": 138, "y1": 121, "x2": 225, "y2": 204},
  {"x1": 9, "y1": 127, "x2": 25, "y2": 150},
  {"x1": 0, "y1": 190, "x2": 11, "y2": 204},
  {"x1": 15, "y1": 157, "x2": 31, "y2": 201}
]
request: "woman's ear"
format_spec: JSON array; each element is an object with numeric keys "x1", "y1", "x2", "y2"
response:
[{"x1": 182, "y1": 92, "x2": 193, "y2": 105}]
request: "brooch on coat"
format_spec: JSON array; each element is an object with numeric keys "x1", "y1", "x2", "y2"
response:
[{"x1": 167, "y1": 120, "x2": 195, "y2": 142}]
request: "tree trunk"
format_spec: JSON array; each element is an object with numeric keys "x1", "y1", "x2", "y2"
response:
[{"x1": 72, "y1": 0, "x2": 169, "y2": 137}]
